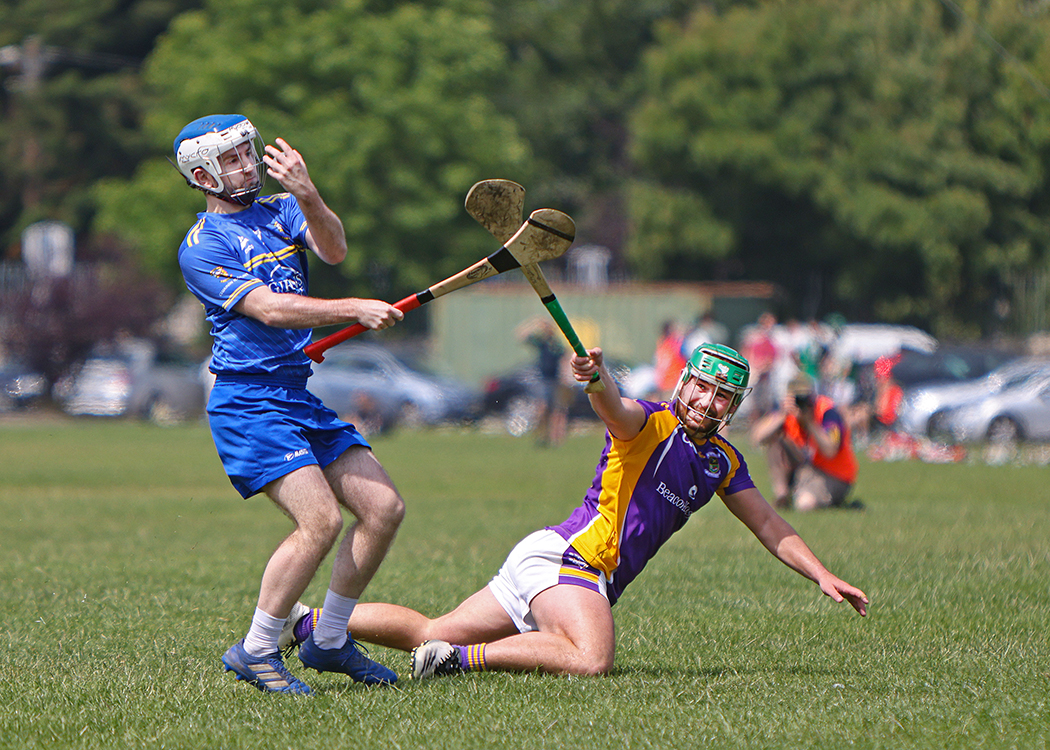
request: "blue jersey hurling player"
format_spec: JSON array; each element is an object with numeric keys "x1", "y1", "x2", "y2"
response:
[
  {"x1": 281, "y1": 344, "x2": 869, "y2": 678},
  {"x1": 174, "y1": 114, "x2": 405, "y2": 695}
]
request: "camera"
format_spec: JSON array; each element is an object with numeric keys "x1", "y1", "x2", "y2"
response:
[{"x1": 794, "y1": 393, "x2": 812, "y2": 409}]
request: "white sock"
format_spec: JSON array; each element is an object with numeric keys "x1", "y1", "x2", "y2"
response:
[
  {"x1": 242, "y1": 607, "x2": 285, "y2": 657},
  {"x1": 313, "y1": 590, "x2": 358, "y2": 649}
]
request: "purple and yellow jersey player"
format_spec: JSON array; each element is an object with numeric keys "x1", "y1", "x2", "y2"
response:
[
  {"x1": 280, "y1": 343, "x2": 870, "y2": 680},
  {"x1": 550, "y1": 397, "x2": 754, "y2": 605}
]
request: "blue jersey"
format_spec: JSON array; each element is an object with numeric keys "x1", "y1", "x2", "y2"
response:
[
  {"x1": 178, "y1": 193, "x2": 314, "y2": 377},
  {"x1": 548, "y1": 400, "x2": 756, "y2": 605}
]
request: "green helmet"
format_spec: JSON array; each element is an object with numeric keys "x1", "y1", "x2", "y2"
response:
[{"x1": 671, "y1": 343, "x2": 752, "y2": 437}]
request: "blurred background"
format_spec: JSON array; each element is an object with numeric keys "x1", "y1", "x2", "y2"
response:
[{"x1": 3, "y1": 0, "x2": 1050, "y2": 455}]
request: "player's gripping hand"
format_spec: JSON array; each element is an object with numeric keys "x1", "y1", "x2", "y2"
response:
[
  {"x1": 571, "y1": 347, "x2": 603, "y2": 384},
  {"x1": 352, "y1": 299, "x2": 404, "y2": 331}
]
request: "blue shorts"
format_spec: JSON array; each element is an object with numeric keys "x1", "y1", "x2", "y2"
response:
[{"x1": 207, "y1": 374, "x2": 370, "y2": 499}]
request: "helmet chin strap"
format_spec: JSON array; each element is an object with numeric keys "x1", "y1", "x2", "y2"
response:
[
  {"x1": 222, "y1": 184, "x2": 261, "y2": 206},
  {"x1": 195, "y1": 170, "x2": 261, "y2": 207}
]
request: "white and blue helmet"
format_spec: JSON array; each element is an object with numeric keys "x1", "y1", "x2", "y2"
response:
[{"x1": 173, "y1": 114, "x2": 265, "y2": 206}]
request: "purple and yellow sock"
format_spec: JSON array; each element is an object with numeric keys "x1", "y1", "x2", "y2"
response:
[
  {"x1": 293, "y1": 607, "x2": 322, "y2": 645},
  {"x1": 457, "y1": 643, "x2": 487, "y2": 672}
]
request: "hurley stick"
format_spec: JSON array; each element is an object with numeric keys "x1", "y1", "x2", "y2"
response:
[
  {"x1": 464, "y1": 179, "x2": 604, "y2": 392},
  {"x1": 304, "y1": 207, "x2": 575, "y2": 362}
]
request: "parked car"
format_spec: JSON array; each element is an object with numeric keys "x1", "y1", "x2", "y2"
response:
[
  {"x1": 943, "y1": 373, "x2": 1050, "y2": 444},
  {"x1": 55, "y1": 340, "x2": 206, "y2": 423},
  {"x1": 0, "y1": 361, "x2": 47, "y2": 412},
  {"x1": 307, "y1": 343, "x2": 481, "y2": 433},
  {"x1": 896, "y1": 356, "x2": 1050, "y2": 439},
  {"x1": 55, "y1": 356, "x2": 132, "y2": 417},
  {"x1": 827, "y1": 324, "x2": 937, "y2": 366},
  {"x1": 889, "y1": 346, "x2": 1020, "y2": 389}
]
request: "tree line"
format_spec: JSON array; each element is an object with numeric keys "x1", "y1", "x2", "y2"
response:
[{"x1": 3, "y1": 0, "x2": 1050, "y2": 350}]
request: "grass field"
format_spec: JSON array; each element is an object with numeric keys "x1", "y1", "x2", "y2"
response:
[{"x1": 0, "y1": 417, "x2": 1047, "y2": 749}]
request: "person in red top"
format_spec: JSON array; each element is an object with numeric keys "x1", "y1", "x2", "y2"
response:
[
  {"x1": 652, "y1": 320, "x2": 687, "y2": 398},
  {"x1": 872, "y1": 353, "x2": 904, "y2": 429},
  {"x1": 750, "y1": 373, "x2": 859, "y2": 511}
]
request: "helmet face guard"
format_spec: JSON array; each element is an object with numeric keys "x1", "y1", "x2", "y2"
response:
[
  {"x1": 173, "y1": 115, "x2": 265, "y2": 206},
  {"x1": 671, "y1": 343, "x2": 752, "y2": 438}
]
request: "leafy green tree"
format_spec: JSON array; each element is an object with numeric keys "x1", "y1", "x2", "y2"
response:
[
  {"x1": 0, "y1": 1, "x2": 203, "y2": 389},
  {"x1": 629, "y1": 0, "x2": 1050, "y2": 336},
  {"x1": 0, "y1": 0, "x2": 202, "y2": 253},
  {"x1": 489, "y1": 0, "x2": 695, "y2": 253},
  {"x1": 95, "y1": 0, "x2": 531, "y2": 302}
]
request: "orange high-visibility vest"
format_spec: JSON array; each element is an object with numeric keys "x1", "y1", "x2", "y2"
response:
[{"x1": 784, "y1": 395, "x2": 858, "y2": 484}]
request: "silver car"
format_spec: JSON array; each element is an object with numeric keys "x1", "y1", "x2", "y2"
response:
[
  {"x1": 944, "y1": 373, "x2": 1050, "y2": 443},
  {"x1": 897, "y1": 357, "x2": 1050, "y2": 439},
  {"x1": 308, "y1": 343, "x2": 481, "y2": 433},
  {"x1": 57, "y1": 344, "x2": 206, "y2": 423}
]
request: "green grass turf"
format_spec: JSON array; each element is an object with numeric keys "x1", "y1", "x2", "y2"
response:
[{"x1": 0, "y1": 418, "x2": 1047, "y2": 749}]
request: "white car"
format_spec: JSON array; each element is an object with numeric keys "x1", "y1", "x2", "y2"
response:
[
  {"x1": 896, "y1": 357, "x2": 1050, "y2": 439},
  {"x1": 828, "y1": 323, "x2": 937, "y2": 364},
  {"x1": 944, "y1": 373, "x2": 1050, "y2": 444}
]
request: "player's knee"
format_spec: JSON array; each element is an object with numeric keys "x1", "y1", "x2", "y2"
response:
[
  {"x1": 363, "y1": 490, "x2": 404, "y2": 534},
  {"x1": 314, "y1": 510, "x2": 344, "y2": 546},
  {"x1": 382, "y1": 491, "x2": 405, "y2": 528},
  {"x1": 574, "y1": 656, "x2": 613, "y2": 677},
  {"x1": 571, "y1": 648, "x2": 613, "y2": 676},
  {"x1": 793, "y1": 492, "x2": 820, "y2": 512},
  {"x1": 296, "y1": 510, "x2": 343, "y2": 556}
]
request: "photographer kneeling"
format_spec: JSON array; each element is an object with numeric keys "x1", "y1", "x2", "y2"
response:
[{"x1": 750, "y1": 373, "x2": 859, "y2": 511}]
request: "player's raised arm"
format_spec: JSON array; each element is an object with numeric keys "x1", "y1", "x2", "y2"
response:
[
  {"x1": 263, "y1": 137, "x2": 348, "y2": 265},
  {"x1": 571, "y1": 347, "x2": 646, "y2": 440}
]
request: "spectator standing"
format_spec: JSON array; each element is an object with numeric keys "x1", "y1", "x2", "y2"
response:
[
  {"x1": 653, "y1": 320, "x2": 687, "y2": 399},
  {"x1": 740, "y1": 312, "x2": 779, "y2": 417},
  {"x1": 517, "y1": 317, "x2": 571, "y2": 446}
]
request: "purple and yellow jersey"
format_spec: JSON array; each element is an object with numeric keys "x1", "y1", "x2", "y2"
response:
[
  {"x1": 548, "y1": 399, "x2": 755, "y2": 605},
  {"x1": 178, "y1": 193, "x2": 313, "y2": 378}
]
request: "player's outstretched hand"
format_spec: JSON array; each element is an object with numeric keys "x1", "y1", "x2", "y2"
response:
[
  {"x1": 818, "y1": 575, "x2": 869, "y2": 616},
  {"x1": 571, "y1": 347, "x2": 603, "y2": 384}
]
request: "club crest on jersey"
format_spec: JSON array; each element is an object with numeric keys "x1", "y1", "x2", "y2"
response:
[
  {"x1": 704, "y1": 448, "x2": 725, "y2": 478},
  {"x1": 210, "y1": 266, "x2": 230, "y2": 280}
]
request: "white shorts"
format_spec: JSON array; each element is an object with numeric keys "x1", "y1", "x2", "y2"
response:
[{"x1": 487, "y1": 529, "x2": 610, "y2": 633}]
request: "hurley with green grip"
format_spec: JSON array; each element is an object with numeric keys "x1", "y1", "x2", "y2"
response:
[{"x1": 464, "y1": 179, "x2": 604, "y2": 393}]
